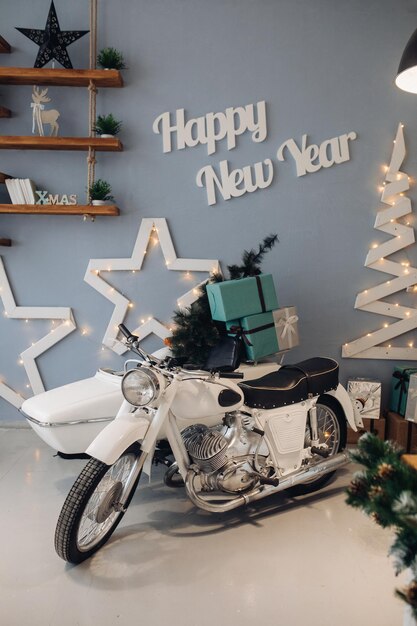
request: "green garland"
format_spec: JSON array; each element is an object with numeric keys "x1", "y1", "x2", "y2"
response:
[
  {"x1": 346, "y1": 433, "x2": 417, "y2": 616},
  {"x1": 168, "y1": 234, "x2": 278, "y2": 364}
]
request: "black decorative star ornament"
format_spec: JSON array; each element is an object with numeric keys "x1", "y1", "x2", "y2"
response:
[{"x1": 16, "y1": 1, "x2": 89, "y2": 69}]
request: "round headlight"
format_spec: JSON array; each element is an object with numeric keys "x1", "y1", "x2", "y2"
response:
[{"x1": 122, "y1": 367, "x2": 161, "y2": 406}]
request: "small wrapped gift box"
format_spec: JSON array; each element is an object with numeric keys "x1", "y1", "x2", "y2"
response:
[
  {"x1": 272, "y1": 306, "x2": 299, "y2": 350},
  {"x1": 405, "y1": 373, "x2": 417, "y2": 423},
  {"x1": 389, "y1": 366, "x2": 417, "y2": 416},
  {"x1": 347, "y1": 378, "x2": 381, "y2": 420},
  {"x1": 226, "y1": 311, "x2": 279, "y2": 361},
  {"x1": 206, "y1": 274, "x2": 278, "y2": 322}
]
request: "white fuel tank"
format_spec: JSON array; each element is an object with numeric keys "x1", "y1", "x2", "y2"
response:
[{"x1": 170, "y1": 378, "x2": 243, "y2": 423}]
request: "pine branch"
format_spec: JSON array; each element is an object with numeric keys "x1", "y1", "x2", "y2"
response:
[{"x1": 226, "y1": 233, "x2": 278, "y2": 278}]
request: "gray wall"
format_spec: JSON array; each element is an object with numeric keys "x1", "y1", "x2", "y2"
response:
[{"x1": 1, "y1": 0, "x2": 417, "y2": 421}]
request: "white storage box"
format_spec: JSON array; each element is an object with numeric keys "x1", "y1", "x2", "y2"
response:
[{"x1": 21, "y1": 369, "x2": 123, "y2": 454}]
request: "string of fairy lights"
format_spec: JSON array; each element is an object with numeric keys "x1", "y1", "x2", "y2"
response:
[
  {"x1": 342, "y1": 122, "x2": 417, "y2": 360},
  {"x1": 0, "y1": 218, "x2": 219, "y2": 407}
]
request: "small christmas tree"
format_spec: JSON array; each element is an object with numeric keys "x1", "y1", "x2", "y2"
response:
[
  {"x1": 168, "y1": 234, "x2": 278, "y2": 364},
  {"x1": 343, "y1": 123, "x2": 417, "y2": 360},
  {"x1": 346, "y1": 434, "x2": 417, "y2": 617}
]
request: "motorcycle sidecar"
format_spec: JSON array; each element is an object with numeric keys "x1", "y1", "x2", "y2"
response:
[{"x1": 21, "y1": 369, "x2": 124, "y2": 455}]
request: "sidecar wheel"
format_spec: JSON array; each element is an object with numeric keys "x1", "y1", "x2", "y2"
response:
[
  {"x1": 55, "y1": 445, "x2": 142, "y2": 564},
  {"x1": 286, "y1": 398, "x2": 347, "y2": 497}
]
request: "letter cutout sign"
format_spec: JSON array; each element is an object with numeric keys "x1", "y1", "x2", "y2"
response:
[{"x1": 153, "y1": 100, "x2": 357, "y2": 206}]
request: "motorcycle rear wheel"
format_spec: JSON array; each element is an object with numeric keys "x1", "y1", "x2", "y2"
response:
[
  {"x1": 55, "y1": 445, "x2": 142, "y2": 564},
  {"x1": 286, "y1": 397, "x2": 347, "y2": 497}
]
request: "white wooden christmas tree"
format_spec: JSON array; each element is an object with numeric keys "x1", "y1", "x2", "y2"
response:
[{"x1": 343, "y1": 123, "x2": 417, "y2": 360}]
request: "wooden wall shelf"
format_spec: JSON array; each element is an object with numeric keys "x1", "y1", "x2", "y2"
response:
[
  {"x1": 0, "y1": 67, "x2": 123, "y2": 87},
  {"x1": 0, "y1": 36, "x2": 11, "y2": 54},
  {"x1": 0, "y1": 136, "x2": 123, "y2": 151},
  {"x1": 0, "y1": 204, "x2": 119, "y2": 216},
  {"x1": 0, "y1": 106, "x2": 11, "y2": 118},
  {"x1": 0, "y1": 238, "x2": 12, "y2": 246}
]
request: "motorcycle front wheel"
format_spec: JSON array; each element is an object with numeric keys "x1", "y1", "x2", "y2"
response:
[
  {"x1": 286, "y1": 397, "x2": 347, "y2": 497},
  {"x1": 55, "y1": 445, "x2": 143, "y2": 564}
]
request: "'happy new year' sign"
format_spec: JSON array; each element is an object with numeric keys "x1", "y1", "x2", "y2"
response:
[{"x1": 153, "y1": 101, "x2": 357, "y2": 206}]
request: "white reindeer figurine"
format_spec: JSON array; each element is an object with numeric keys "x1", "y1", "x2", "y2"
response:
[{"x1": 31, "y1": 86, "x2": 60, "y2": 136}]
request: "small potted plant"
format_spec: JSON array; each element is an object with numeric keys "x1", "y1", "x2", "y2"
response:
[
  {"x1": 97, "y1": 47, "x2": 127, "y2": 70},
  {"x1": 93, "y1": 113, "x2": 122, "y2": 138},
  {"x1": 88, "y1": 179, "x2": 114, "y2": 206}
]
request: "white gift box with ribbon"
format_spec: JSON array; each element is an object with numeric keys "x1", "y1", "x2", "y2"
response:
[{"x1": 272, "y1": 306, "x2": 299, "y2": 350}]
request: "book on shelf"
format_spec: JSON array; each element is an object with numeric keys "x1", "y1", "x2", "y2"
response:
[{"x1": 5, "y1": 178, "x2": 36, "y2": 204}]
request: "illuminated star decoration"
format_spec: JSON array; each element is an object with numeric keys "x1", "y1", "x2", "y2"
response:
[
  {"x1": 0, "y1": 258, "x2": 76, "y2": 408},
  {"x1": 84, "y1": 218, "x2": 220, "y2": 355},
  {"x1": 16, "y1": 1, "x2": 89, "y2": 69}
]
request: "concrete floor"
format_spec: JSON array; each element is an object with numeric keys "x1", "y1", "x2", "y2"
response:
[{"x1": 0, "y1": 427, "x2": 407, "y2": 626}]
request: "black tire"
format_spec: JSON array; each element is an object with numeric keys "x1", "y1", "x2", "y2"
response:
[
  {"x1": 286, "y1": 397, "x2": 347, "y2": 497},
  {"x1": 55, "y1": 445, "x2": 142, "y2": 564}
]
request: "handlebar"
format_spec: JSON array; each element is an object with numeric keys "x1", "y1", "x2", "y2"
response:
[
  {"x1": 118, "y1": 324, "x2": 244, "y2": 378},
  {"x1": 118, "y1": 323, "x2": 161, "y2": 365},
  {"x1": 219, "y1": 371, "x2": 244, "y2": 379},
  {"x1": 119, "y1": 323, "x2": 134, "y2": 341}
]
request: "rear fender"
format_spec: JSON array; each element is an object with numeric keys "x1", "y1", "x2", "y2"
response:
[
  {"x1": 324, "y1": 383, "x2": 361, "y2": 431},
  {"x1": 86, "y1": 413, "x2": 150, "y2": 465}
]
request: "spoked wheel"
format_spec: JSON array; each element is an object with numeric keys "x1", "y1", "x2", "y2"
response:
[
  {"x1": 286, "y1": 397, "x2": 347, "y2": 497},
  {"x1": 55, "y1": 445, "x2": 143, "y2": 564}
]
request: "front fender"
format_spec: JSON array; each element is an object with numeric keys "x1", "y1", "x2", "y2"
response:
[
  {"x1": 86, "y1": 413, "x2": 150, "y2": 465},
  {"x1": 325, "y1": 383, "x2": 361, "y2": 431}
]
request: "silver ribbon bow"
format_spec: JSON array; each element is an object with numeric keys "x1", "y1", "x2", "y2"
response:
[{"x1": 277, "y1": 313, "x2": 299, "y2": 338}]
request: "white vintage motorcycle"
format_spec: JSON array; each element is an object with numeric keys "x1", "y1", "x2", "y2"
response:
[{"x1": 33, "y1": 324, "x2": 361, "y2": 564}]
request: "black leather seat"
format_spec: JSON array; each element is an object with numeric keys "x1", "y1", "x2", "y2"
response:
[{"x1": 238, "y1": 357, "x2": 339, "y2": 409}]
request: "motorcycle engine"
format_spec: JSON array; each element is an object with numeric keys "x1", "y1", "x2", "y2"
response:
[{"x1": 181, "y1": 415, "x2": 268, "y2": 494}]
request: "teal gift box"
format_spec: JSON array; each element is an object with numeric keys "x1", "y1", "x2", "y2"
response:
[
  {"x1": 206, "y1": 274, "x2": 278, "y2": 322},
  {"x1": 389, "y1": 366, "x2": 417, "y2": 416},
  {"x1": 227, "y1": 311, "x2": 279, "y2": 361}
]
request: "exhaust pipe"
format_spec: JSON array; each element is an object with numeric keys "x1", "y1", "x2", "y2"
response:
[{"x1": 186, "y1": 451, "x2": 350, "y2": 513}]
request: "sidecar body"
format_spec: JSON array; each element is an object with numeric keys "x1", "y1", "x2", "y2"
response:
[{"x1": 21, "y1": 369, "x2": 124, "y2": 454}]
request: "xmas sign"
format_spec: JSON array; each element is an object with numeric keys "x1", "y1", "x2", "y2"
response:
[{"x1": 153, "y1": 100, "x2": 357, "y2": 206}]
